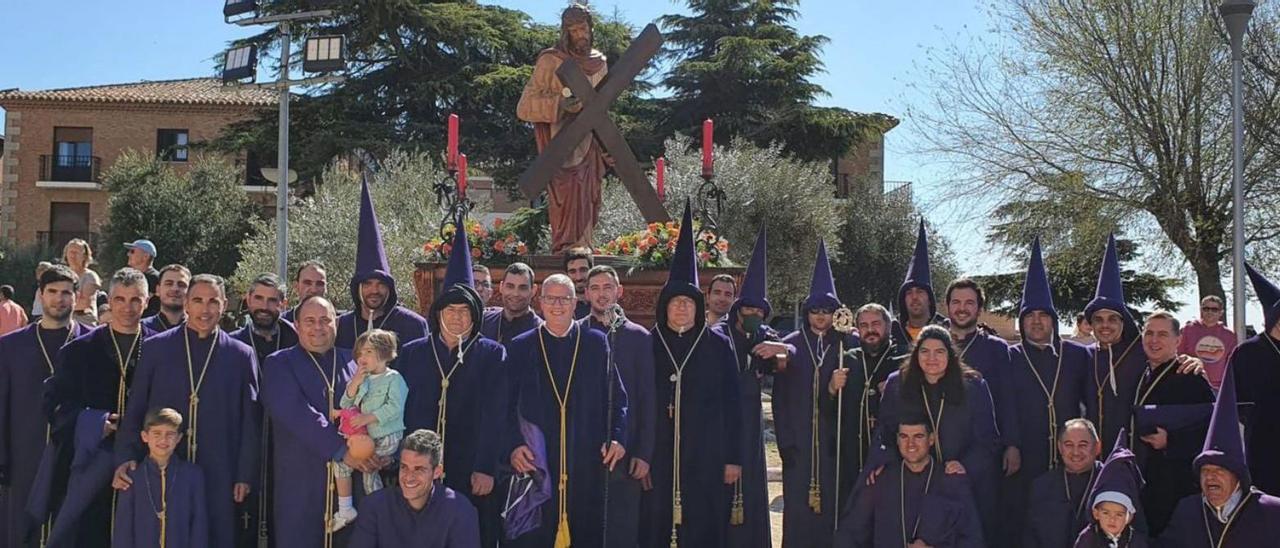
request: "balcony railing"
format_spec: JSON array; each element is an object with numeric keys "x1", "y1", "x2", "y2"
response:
[
  {"x1": 39, "y1": 155, "x2": 101, "y2": 183},
  {"x1": 37, "y1": 231, "x2": 100, "y2": 253}
]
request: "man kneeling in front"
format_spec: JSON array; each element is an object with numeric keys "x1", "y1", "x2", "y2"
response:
[{"x1": 350, "y1": 429, "x2": 480, "y2": 547}]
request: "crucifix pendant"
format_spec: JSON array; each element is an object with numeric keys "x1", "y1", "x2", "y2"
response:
[{"x1": 667, "y1": 403, "x2": 675, "y2": 419}]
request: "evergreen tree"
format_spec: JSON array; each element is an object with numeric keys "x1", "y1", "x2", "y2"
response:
[{"x1": 660, "y1": 0, "x2": 892, "y2": 161}]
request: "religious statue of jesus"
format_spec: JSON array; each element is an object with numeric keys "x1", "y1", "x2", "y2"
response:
[{"x1": 517, "y1": 4, "x2": 609, "y2": 254}]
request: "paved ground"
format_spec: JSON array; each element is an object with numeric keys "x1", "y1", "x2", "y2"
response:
[{"x1": 762, "y1": 390, "x2": 784, "y2": 547}]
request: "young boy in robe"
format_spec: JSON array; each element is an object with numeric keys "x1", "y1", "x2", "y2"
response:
[
  {"x1": 330, "y1": 329, "x2": 409, "y2": 532},
  {"x1": 113, "y1": 408, "x2": 208, "y2": 548},
  {"x1": 1074, "y1": 431, "x2": 1148, "y2": 548}
]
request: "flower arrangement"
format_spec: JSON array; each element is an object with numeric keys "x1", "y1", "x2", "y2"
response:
[
  {"x1": 599, "y1": 221, "x2": 733, "y2": 268},
  {"x1": 420, "y1": 218, "x2": 528, "y2": 263}
]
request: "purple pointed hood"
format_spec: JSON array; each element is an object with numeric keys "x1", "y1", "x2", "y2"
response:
[{"x1": 1194, "y1": 358, "x2": 1250, "y2": 490}]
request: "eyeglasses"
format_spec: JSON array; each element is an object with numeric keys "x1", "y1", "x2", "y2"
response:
[
  {"x1": 473, "y1": 281, "x2": 493, "y2": 289},
  {"x1": 541, "y1": 296, "x2": 575, "y2": 306},
  {"x1": 810, "y1": 308, "x2": 833, "y2": 315},
  {"x1": 1201, "y1": 306, "x2": 1222, "y2": 312}
]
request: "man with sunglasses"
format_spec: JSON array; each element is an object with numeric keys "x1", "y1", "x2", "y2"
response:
[{"x1": 1177, "y1": 295, "x2": 1237, "y2": 391}]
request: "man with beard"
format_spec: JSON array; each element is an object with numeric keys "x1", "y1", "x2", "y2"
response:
[
  {"x1": 894, "y1": 221, "x2": 946, "y2": 345},
  {"x1": 776, "y1": 240, "x2": 857, "y2": 547},
  {"x1": 0, "y1": 265, "x2": 88, "y2": 546},
  {"x1": 113, "y1": 274, "x2": 261, "y2": 548},
  {"x1": 562, "y1": 247, "x2": 593, "y2": 320},
  {"x1": 40, "y1": 268, "x2": 156, "y2": 547},
  {"x1": 836, "y1": 419, "x2": 985, "y2": 548},
  {"x1": 1002, "y1": 239, "x2": 1090, "y2": 546},
  {"x1": 349, "y1": 429, "x2": 480, "y2": 547},
  {"x1": 480, "y1": 263, "x2": 542, "y2": 345},
  {"x1": 230, "y1": 272, "x2": 298, "y2": 547},
  {"x1": 504, "y1": 274, "x2": 627, "y2": 547},
  {"x1": 141, "y1": 264, "x2": 190, "y2": 332},
  {"x1": 642, "y1": 203, "x2": 741, "y2": 548},
  {"x1": 1157, "y1": 359, "x2": 1280, "y2": 546},
  {"x1": 337, "y1": 180, "x2": 429, "y2": 353},
  {"x1": 832, "y1": 303, "x2": 908, "y2": 504},
  {"x1": 1231, "y1": 264, "x2": 1280, "y2": 496},
  {"x1": 1024, "y1": 419, "x2": 1102, "y2": 548},
  {"x1": 1127, "y1": 311, "x2": 1214, "y2": 537},
  {"x1": 705, "y1": 274, "x2": 737, "y2": 326},
  {"x1": 517, "y1": 3, "x2": 611, "y2": 253},
  {"x1": 1084, "y1": 235, "x2": 1202, "y2": 456},
  {"x1": 283, "y1": 260, "x2": 328, "y2": 324},
  {"x1": 943, "y1": 279, "x2": 1017, "y2": 493},
  {"x1": 715, "y1": 227, "x2": 789, "y2": 547},
  {"x1": 398, "y1": 219, "x2": 508, "y2": 547},
  {"x1": 262, "y1": 296, "x2": 381, "y2": 548},
  {"x1": 583, "y1": 264, "x2": 656, "y2": 547}
]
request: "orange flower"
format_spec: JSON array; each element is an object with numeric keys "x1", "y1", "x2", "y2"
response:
[
  {"x1": 494, "y1": 241, "x2": 505, "y2": 252},
  {"x1": 493, "y1": 218, "x2": 505, "y2": 228},
  {"x1": 472, "y1": 248, "x2": 482, "y2": 259},
  {"x1": 517, "y1": 243, "x2": 528, "y2": 254}
]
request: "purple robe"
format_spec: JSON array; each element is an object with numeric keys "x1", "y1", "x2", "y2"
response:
[
  {"x1": 835, "y1": 459, "x2": 985, "y2": 548},
  {"x1": 114, "y1": 327, "x2": 260, "y2": 548},
  {"x1": 1002, "y1": 340, "x2": 1091, "y2": 545},
  {"x1": 641, "y1": 325, "x2": 741, "y2": 548},
  {"x1": 40, "y1": 324, "x2": 155, "y2": 547},
  {"x1": 1024, "y1": 463, "x2": 1101, "y2": 548},
  {"x1": 0, "y1": 322, "x2": 85, "y2": 546},
  {"x1": 1072, "y1": 525, "x2": 1148, "y2": 548},
  {"x1": 834, "y1": 342, "x2": 909, "y2": 499},
  {"x1": 397, "y1": 333, "x2": 506, "y2": 546},
  {"x1": 585, "y1": 316, "x2": 656, "y2": 548},
  {"x1": 873, "y1": 371, "x2": 1001, "y2": 541},
  {"x1": 775, "y1": 328, "x2": 854, "y2": 547},
  {"x1": 1085, "y1": 336, "x2": 1148, "y2": 455},
  {"x1": 480, "y1": 308, "x2": 542, "y2": 346},
  {"x1": 140, "y1": 313, "x2": 184, "y2": 334},
  {"x1": 1230, "y1": 333, "x2": 1280, "y2": 495},
  {"x1": 112, "y1": 457, "x2": 208, "y2": 548},
  {"x1": 349, "y1": 484, "x2": 480, "y2": 548},
  {"x1": 229, "y1": 320, "x2": 297, "y2": 547},
  {"x1": 337, "y1": 305, "x2": 429, "y2": 355},
  {"x1": 1128, "y1": 359, "x2": 1214, "y2": 538},
  {"x1": 1156, "y1": 489, "x2": 1280, "y2": 547},
  {"x1": 954, "y1": 330, "x2": 1016, "y2": 448},
  {"x1": 502, "y1": 324, "x2": 626, "y2": 547},
  {"x1": 261, "y1": 345, "x2": 355, "y2": 548}
]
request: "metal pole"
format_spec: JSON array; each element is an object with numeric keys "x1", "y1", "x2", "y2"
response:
[
  {"x1": 276, "y1": 22, "x2": 292, "y2": 281},
  {"x1": 1221, "y1": 1, "x2": 1253, "y2": 335}
]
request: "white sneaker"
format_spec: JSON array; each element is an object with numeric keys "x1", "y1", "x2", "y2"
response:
[{"x1": 329, "y1": 508, "x2": 358, "y2": 533}]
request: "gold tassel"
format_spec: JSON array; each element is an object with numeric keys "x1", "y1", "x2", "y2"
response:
[
  {"x1": 673, "y1": 491, "x2": 684, "y2": 525},
  {"x1": 808, "y1": 482, "x2": 822, "y2": 514},
  {"x1": 730, "y1": 488, "x2": 745, "y2": 525},
  {"x1": 554, "y1": 512, "x2": 571, "y2": 548}
]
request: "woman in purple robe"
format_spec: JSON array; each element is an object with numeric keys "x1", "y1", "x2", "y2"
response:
[{"x1": 872, "y1": 325, "x2": 1001, "y2": 541}]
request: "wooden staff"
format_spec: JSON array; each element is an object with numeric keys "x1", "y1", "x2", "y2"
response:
[{"x1": 831, "y1": 306, "x2": 855, "y2": 532}]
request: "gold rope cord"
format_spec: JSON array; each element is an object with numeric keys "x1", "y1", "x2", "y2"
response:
[
  {"x1": 109, "y1": 325, "x2": 143, "y2": 539},
  {"x1": 921, "y1": 388, "x2": 946, "y2": 463},
  {"x1": 1092, "y1": 337, "x2": 1140, "y2": 441},
  {"x1": 1020, "y1": 342, "x2": 1064, "y2": 469},
  {"x1": 656, "y1": 326, "x2": 706, "y2": 548},
  {"x1": 801, "y1": 331, "x2": 829, "y2": 514},
  {"x1": 1127, "y1": 359, "x2": 1176, "y2": 448},
  {"x1": 183, "y1": 329, "x2": 218, "y2": 462},
  {"x1": 537, "y1": 326, "x2": 581, "y2": 548},
  {"x1": 899, "y1": 459, "x2": 935, "y2": 546},
  {"x1": 306, "y1": 351, "x2": 338, "y2": 548},
  {"x1": 431, "y1": 333, "x2": 475, "y2": 479},
  {"x1": 35, "y1": 324, "x2": 75, "y2": 547}
]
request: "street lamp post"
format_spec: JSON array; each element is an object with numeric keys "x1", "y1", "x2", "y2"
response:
[
  {"x1": 223, "y1": 1, "x2": 346, "y2": 281},
  {"x1": 1220, "y1": 0, "x2": 1255, "y2": 334}
]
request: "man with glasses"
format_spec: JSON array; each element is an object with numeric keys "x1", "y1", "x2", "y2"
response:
[
  {"x1": 472, "y1": 264, "x2": 495, "y2": 304},
  {"x1": 1177, "y1": 295, "x2": 1237, "y2": 391}
]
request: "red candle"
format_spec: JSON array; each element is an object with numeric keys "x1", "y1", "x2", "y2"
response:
[
  {"x1": 457, "y1": 153, "x2": 467, "y2": 196},
  {"x1": 701, "y1": 118, "x2": 714, "y2": 177},
  {"x1": 656, "y1": 157, "x2": 666, "y2": 201},
  {"x1": 447, "y1": 114, "x2": 460, "y2": 170}
]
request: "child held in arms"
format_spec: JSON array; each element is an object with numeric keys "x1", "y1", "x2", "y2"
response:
[
  {"x1": 330, "y1": 329, "x2": 408, "y2": 532},
  {"x1": 113, "y1": 408, "x2": 208, "y2": 548}
]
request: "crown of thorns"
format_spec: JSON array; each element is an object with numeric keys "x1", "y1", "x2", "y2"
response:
[{"x1": 562, "y1": 3, "x2": 592, "y2": 24}]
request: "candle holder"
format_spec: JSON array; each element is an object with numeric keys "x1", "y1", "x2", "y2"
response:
[
  {"x1": 695, "y1": 172, "x2": 727, "y2": 262},
  {"x1": 434, "y1": 168, "x2": 473, "y2": 239}
]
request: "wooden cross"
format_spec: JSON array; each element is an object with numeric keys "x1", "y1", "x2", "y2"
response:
[{"x1": 516, "y1": 24, "x2": 671, "y2": 223}]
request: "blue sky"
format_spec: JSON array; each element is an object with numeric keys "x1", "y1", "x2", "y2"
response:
[{"x1": 1, "y1": 1, "x2": 1262, "y2": 325}]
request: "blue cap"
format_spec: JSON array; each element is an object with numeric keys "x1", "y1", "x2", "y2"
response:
[{"x1": 123, "y1": 239, "x2": 157, "y2": 258}]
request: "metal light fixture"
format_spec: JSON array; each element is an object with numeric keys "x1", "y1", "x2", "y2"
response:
[
  {"x1": 223, "y1": 0, "x2": 257, "y2": 21},
  {"x1": 303, "y1": 35, "x2": 346, "y2": 73},
  {"x1": 1220, "y1": 0, "x2": 1256, "y2": 334},
  {"x1": 221, "y1": 45, "x2": 258, "y2": 84}
]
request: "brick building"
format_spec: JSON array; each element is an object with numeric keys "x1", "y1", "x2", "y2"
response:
[{"x1": 0, "y1": 78, "x2": 276, "y2": 250}]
